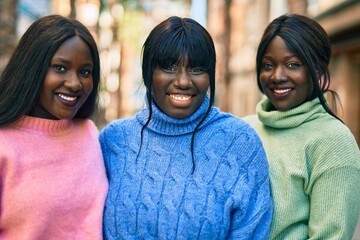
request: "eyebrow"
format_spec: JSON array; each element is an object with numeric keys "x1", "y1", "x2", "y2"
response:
[
  {"x1": 51, "y1": 57, "x2": 94, "y2": 67},
  {"x1": 262, "y1": 54, "x2": 301, "y2": 61}
]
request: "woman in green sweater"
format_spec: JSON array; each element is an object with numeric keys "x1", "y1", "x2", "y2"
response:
[{"x1": 244, "y1": 13, "x2": 360, "y2": 239}]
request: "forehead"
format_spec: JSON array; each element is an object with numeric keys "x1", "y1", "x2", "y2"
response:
[
  {"x1": 51, "y1": 36, "x2": 94, "y2": 66},
  {"x1": 266, "y1": 36, "x2": 291, "y2": 53},
  {"x1": 264, "y1": 36, "x2": 302, "y2": 60},
  {"x1": 52, "y1": 36, "x2": 93, "y2": 62}
]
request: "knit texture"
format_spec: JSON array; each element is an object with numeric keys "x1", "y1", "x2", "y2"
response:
[
  {"x1": 100, "y1": 96, "x2": 273, "y2": 239},
  {"x1": 244, "y1": 97, "x2": 360, "y2": 240},
  {"x1": 0, "y1": 116, "x2": 108, "y2": 240}
]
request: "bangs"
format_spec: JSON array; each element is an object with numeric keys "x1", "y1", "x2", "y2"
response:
[{"x1": 154, "y1": 29, "x2": 214, "y2": 70}]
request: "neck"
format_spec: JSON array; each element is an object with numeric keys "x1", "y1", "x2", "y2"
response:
[{"x1": 28, "y1": 105, "x2": 58, "y2": 120}]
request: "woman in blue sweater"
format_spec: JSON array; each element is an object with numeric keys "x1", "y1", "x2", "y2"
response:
[{"x1": 100, "y1": 16, "x2": 272, "y2": 239}]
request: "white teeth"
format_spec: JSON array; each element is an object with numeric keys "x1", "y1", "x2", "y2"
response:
[
  {"x1": 58, "y1": 93, "x2": 77, "y2": 101},
  {"x1": 273, "y1": 88, "x2": 291, "y2": 94},
  {"x1": 169, "y1": 94, "x2": 192, "y2": 101}
]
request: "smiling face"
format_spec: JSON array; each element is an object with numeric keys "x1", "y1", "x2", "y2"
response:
[
  {"x1": 35, "y1": 36, "x2": 94, "y2": 120},
  {"x1": 152, "y1": 58, "x2": 210, "y2": 119},
  {"x1": 259, "y1": 36, "x2": 313, "y2": 111}
]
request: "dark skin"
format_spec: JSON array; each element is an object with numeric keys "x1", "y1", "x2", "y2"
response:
[{"x1": 152, "y1": 57, "x2": 210, "y2": 119}]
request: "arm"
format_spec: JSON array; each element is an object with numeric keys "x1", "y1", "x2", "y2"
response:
[
  {"x1": 307, "y1": 128, "x2": 360, "y2": 239},
  {"x1": 99, "y1": 122, "x2": 126, "y2": 180},
  {"x1": 99, "y1": 126, "x2": 111, "y2": 179},
  {"x1": 309, "y1": 167, "x2": 360, "y2": 239},
  {"x1": 227, "y1": 129, "x2": 273, "y2": 239}
]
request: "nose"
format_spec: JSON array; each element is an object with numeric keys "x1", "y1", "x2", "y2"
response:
[
  {"x1": 174, "y1": 68, "x2": 192, "y2": 89},
  {"x1": 64, "y1": 72, "x2": 82, "y2": 91},
  {"x1": 271, "y1": 66, "x2": 287, "y2": 82}
]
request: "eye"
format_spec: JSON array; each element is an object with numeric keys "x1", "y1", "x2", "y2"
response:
[
  {"x1": 53, "y1": 65, "x2": 66, "y2": 72},
  {"x1": 287, "y1": 62, "x2": 302, "y2": 69},
  {"x1": 162, "y1": 65, "x2": 177, "y2": 73},
  {"x1": 80, "y1": 68, "x2": 92, "y2": 77},
  {"x1": 188, "y1": 67, "x2": 206, "y2": 75},
  {"x1": 261, "y1": 63, "x2": 273, "y2": 71}
]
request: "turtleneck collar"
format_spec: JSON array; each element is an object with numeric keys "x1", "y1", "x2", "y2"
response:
[
  {"x1": 136, "y1": 95, "x2": 218, "y2": 136},
  {"x1": 11, "y1": 115, "x2": 74, "y2": 135},
  {"x1": 256, "y1": 97, "x2": 327, "y2": 129}
]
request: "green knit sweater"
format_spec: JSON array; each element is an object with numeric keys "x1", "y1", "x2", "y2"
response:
[{"x1": 244, "y1": 97, "x2": 360, "y2": 240}]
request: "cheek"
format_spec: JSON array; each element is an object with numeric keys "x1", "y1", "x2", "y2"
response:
[
  {"x1": 151, "y1": 73, "x2": 164, "y2": 97},
  {"x1": 200, "y1": 82, "x2": 210, "y2": 93},
  {"x1": 151, "y1": 84, "x2": 165, "y2": 104},
  {"x1": 259, "y1": 70, "x2": 268, "y2": 81},
  {"x1": 259, "y1": 74, "x2": 268, "y2": 89},
  {"x1": 197, "y1": 76, "x2": 210, "y2": 92},
  {"x1": 83, "y1": 80, "x2": 94, "y2": 95},
  {"x1": 38, "y1": 80, "x2": 53, "y2": 103}
]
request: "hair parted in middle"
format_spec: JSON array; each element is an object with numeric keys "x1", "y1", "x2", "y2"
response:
[
  {"x1": 0, "y1": 14, "x2": 100, "y2": 126},
  {"x1": 256, "y1": 13, "x2": 341, "y2": 121}
]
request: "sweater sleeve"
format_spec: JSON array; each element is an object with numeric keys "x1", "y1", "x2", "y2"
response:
[
  {"x1": 99, "y1": 122, "x2": 123, "y2": 181},
  {"x1": 227, "y1": 126, "x2": 273, "y2": 240},
  {"x1": 309, "y1": 167, "x2": 360, "y2": 239},
  {"x1": 307, "y1": 127, "x2": 360, "y2": 239},
  {"x1": 99, "y1": 127, "x2": 109, "y2": 178}
]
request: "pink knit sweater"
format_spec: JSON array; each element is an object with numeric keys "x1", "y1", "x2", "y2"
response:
[{"x1": 0, "y1": 116, "x2": 108, "y2": 239}]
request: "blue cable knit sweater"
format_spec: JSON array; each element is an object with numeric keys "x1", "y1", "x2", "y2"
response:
[{"x1": 100, "y1": 96, "x2": 273, "y2": 240}]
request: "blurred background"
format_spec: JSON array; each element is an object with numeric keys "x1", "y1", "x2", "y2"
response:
[
  {"x1": 0, "y1": 0, "x2": 359, "y2": 237},
  {"x1": 0, "y1": 0, "x2": 359, "y2": 139},
  {"x1": 0, "y1": 0, "x2": 360, "y2": 144}
]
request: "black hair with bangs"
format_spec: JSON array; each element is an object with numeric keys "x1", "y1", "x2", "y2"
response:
[{"x1": 140, "y1": 16, "x2": 216, "y2": 172}]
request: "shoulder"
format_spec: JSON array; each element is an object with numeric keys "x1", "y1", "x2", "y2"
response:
[
  {"x1": 99, "y1": 117, "x2": 138, "y2": 145},
  {"x1": 200, "y1": 110, "x2": 265, "y2": 154},
  {"x1": 213, "y1": 111, "x2": 261, "y2": 139},
  {"x1": 100, "y1": 118, "x2": 132, "y2": 135},
  {"x1": 210, "y1": 113, "x2": 270, "y2": 183},
  {"x1": 308, "y1": 116, "x2": 357, "y2": 147},
  {"x1": 72, "y1": 119, "x2": 100, "y2": 139},
  {"x1": 81, "y1": 119, "x2": 98, "y2": 131},
  {"x1": 208, "y1": 109, "x2": 251, "y2": 128},
  {"x1": 305, "y1": 117, "x2": 360, "y2": 168}
]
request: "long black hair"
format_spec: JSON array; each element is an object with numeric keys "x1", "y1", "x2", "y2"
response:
[
  {"x1": 140, "y1": 16, "x2": 216, "y2": 172},
  {"x1": 0, "y1": 14, "x2": 100, "y2": 126},
  {"x1": 256, "y1": 13, "x2": 342, "y2": 121}
]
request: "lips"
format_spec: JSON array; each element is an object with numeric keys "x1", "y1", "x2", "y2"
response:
[
  {"x1": 169, "y1": 94, "x2": 193, "y2": 101},
  {"x1": 270, "y1": 87, "x2": 293, "y2": 98},
  {"x1": 167, "y1": 93, "x2": 195, "y2": 109},
  {"x1": 273, "y1": 88, "x2": 291, "y2": 94},
  {"x1": 56, "y1": 93, "x2": 80, "y2": 107}
]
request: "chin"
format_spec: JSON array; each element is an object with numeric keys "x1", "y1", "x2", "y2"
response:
[{"x1": 272, "y1": 103, "x2": 291, "y2": 111}]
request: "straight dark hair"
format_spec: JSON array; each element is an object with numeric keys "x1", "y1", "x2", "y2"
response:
[
  {"x1": 140, "y1": 16, "x2": 216, "y2": 172},
  {"x1": 256, "y1": 13, "x2": 342, "y2": 121},
  {"x1": 0, "y1": 14, "x2": 101, "y2": 126}
]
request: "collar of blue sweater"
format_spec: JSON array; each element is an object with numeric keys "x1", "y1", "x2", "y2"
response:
[
  {"x1": 136, "y1": 95, "x2": 219, "y2": 136},
  {"x1": 256, "y1": 96, "x2": 327, "y2": 129}
]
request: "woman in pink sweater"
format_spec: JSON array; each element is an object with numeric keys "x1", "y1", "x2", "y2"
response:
[{"x1": 0, "y1": 15, "x2": 108, "y2": 239}]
